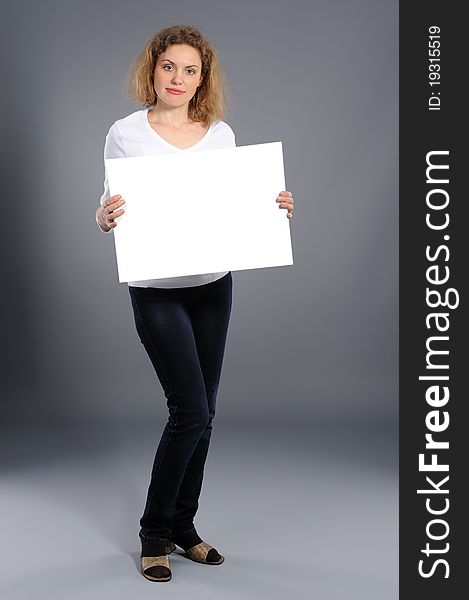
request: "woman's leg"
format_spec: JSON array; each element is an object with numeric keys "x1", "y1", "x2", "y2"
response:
[
  {"x1": 128, "y1": 285, "x2": 212, "y2": 549},
  {"x1": 171, "y1": 272, "x2": 233, "y2": 540}
]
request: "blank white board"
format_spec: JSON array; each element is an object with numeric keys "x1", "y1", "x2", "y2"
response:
[{"x1": 105, "y1": 141, "x2": 293, "y2": 282}]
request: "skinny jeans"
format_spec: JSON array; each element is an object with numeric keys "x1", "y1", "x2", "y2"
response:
[{"x1": 128, "y1": 271, "x2": 232, "y2": 546}]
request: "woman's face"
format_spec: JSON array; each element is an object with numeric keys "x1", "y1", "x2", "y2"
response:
[{"x1": 153, "y1": 44, "x2": 203, "y2": 108}]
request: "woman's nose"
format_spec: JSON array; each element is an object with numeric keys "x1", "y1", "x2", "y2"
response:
[{"x1": 171, "y1": 71, "x2": 183, "y2": 84}]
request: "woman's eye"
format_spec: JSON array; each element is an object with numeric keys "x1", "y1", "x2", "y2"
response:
[{"x1": 162, "y1": 65, "x2": 195, "y2": 75}]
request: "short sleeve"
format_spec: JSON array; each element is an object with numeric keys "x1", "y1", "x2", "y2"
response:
[{"x1": 99, "y1": 123, "x2": 126, "y2": 207}]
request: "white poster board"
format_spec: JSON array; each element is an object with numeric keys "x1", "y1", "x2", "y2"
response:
[{"x1": 105, "y1": 141, "x2": 293, "y2": 282}]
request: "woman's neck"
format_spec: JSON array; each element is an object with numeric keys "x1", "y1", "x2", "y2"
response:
[{"x1": 148, "y1": 103, "x2": 193, "y2": 128}]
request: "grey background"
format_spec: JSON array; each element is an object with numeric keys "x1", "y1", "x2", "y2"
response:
[{"x1": 1, "y1": 1, "x2": 398, "y2": 598}]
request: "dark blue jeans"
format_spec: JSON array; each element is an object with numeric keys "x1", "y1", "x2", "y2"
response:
[{"x1": 128, "y1": 271, "x2": 232, "y2": 546}]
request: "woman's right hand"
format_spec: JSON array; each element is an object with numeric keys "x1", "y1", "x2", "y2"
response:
[{"x1": 96, "y1": 195, "x2": 125, "y2": 232}]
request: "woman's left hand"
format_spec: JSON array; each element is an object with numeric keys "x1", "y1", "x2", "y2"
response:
[{"x1": 276, "y1": 190, "x2": 294, "y2": 219}]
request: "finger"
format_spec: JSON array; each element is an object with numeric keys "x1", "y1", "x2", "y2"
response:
[
  {"x1": 107, "y1": 208, "x2": 125, "y2": 222},
  {"x1": 103, "y1": 195, "x2": 123, "y2": 209},
  {"x1": 106, "y1": 199, "x2": 126, "y2": 213}
]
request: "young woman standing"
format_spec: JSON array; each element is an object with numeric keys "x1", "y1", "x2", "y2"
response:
[{"x1": 96, "y1": 24, "x2": 294, "y2": 583}]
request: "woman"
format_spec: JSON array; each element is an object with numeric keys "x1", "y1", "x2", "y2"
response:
[{"x1": 96, "y1": 24, "x2": 294, "y2": 583}]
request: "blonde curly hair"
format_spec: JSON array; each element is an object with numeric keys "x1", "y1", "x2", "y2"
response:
[{"x1": 124, "y1": 24, "x2": 230, "y2": 125}]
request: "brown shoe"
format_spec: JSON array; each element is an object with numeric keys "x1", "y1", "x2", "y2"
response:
[
  {"x1": 140, "y1": 554, "x2": 172, "y2": 582},
  {"x1": 183, "y1": 541, "x2": 225, "y2": 565}
]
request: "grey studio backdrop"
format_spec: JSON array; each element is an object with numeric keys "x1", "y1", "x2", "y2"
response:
[{"x1": 1, "y1": 1, "x2": 398, "y2": 599}]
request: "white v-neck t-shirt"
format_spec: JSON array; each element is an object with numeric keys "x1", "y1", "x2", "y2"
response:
[{"x1": 99, "y1": 107, "x2": 236, "y2": 288}]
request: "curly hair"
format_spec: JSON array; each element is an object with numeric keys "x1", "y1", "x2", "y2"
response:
[{"x1": 123, "y1": 24, "x2": 230, "y2": 125}]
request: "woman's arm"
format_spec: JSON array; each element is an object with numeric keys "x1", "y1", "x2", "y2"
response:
[{"x1": 97, "y1": 123, "x2": 126, "y2": 233}]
